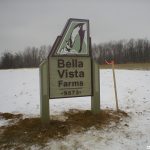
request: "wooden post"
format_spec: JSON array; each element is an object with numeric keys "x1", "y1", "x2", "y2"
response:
[
  {"x1": 91, "y1": 60, "x2": 100, "y2": 114},
  {"x1": 112, "y1": 61, "x2": 119, "y2": 111},
  {"x1": 39, "y1": 59, "x2": 50, "y2": 124}
]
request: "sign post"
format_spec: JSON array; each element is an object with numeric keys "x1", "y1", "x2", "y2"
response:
[
  {"x1": 39, "y1": 60, "x2": 50, "y2": 124},
  {"x1": 91, "y1": 61, "x2": 100, "y2": 114},
  {"x1": 39, "y1": 18, "x2": 100, "y2": 124}
]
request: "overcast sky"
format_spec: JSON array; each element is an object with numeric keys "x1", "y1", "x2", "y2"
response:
[{"x1": 0, "y1": 0, "x2": 150, "y2": 54}]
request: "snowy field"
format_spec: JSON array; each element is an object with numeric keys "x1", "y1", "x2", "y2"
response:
[{"x1": 0, "y1": 68, "x2": 150, "y2": 150}]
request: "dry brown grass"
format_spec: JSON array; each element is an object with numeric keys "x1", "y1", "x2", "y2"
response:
[
  {"x1": 0, "y1": 113, "x2": 23, "y2": 120},
  {"x1": 100, "y1": 63, "x2": 150, "y2": 70},
  {"x1": 0, "y1": 109, "x2": 128, "y2": 149}
]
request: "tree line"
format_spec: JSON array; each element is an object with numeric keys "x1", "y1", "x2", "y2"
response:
[
  {"x1": 0, "y1": 38, "x2": 150, "y2": 69},
  {"x1": 92, "y1": 38, "x2": 150, "y2": 64},
  {"x1": 0, "y1": 45, "x2": 51, "y2": 69}
]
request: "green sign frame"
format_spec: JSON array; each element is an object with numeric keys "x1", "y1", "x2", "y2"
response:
[{"x1": 48, "y1": 18, "x2": 92, "y2": 99}]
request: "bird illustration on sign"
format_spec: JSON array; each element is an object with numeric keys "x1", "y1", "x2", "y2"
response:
[{"x1": 56, "y1": 21, "x2": 88, "y2": 55}]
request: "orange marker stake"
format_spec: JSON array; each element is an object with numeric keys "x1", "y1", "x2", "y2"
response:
[{"x1": 105, "y1": 60, "x2": 119, "y2": 112}]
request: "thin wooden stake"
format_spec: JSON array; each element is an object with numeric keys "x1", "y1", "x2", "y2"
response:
[{"x1": 112, "y1": 61, "x2": 119, "y2": 111}]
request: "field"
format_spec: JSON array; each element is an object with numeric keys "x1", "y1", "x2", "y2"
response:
[
  {"x1": 100, "y1": 63, "x2": 150, "y2": 70},
  {"x1": 0, "y1": 65, "x2": 150, "y2": 149}
]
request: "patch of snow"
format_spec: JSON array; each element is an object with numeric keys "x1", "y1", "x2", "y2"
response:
[{"x1": 0, "y1": 119, "x2": 10, "y2": 126}]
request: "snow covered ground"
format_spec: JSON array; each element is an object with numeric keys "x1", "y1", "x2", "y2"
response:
[{"x1": 0, "y1": 68, "x2": 150, "y2": 150}]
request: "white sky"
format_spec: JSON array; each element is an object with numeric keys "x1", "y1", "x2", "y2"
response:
[{"x1": 0, "y1": 0, "x2": 150, "y2": 54}]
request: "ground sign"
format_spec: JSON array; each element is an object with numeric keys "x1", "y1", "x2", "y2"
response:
[
  {"x1": 49, "y1": 57, "x2": 92, "y2": 98},
  {"x1": 49, "y1": 19, "x2": 92, "y2": 98},
  {"x1": 40, "y1": 18, "x2": 100, "y2": 124}
]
